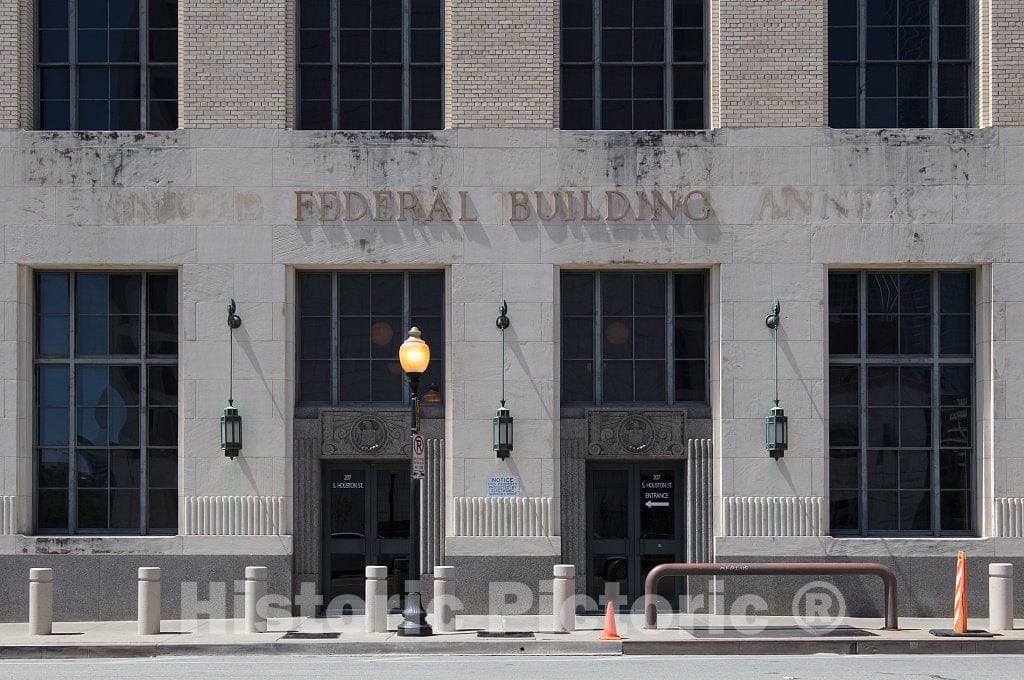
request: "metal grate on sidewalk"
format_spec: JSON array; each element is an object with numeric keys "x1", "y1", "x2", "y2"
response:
[{"x1": 477, "y1": 631, "x2": 535, "y2": 638}]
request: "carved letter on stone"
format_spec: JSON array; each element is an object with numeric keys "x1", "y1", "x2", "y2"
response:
[{"x1": 295, "y1": 190, "x2": 315, "y2": 222}]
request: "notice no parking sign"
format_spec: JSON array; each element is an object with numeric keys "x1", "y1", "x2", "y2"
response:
[{"x1": 487, "y1": 475, "x2": 520, "y2": 497}]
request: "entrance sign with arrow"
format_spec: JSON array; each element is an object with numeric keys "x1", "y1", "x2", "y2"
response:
[{"x1": 641, "y1": 472, "x2": 673, "y2": 510}]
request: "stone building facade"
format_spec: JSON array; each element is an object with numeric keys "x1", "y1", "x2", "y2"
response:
[{"x1": 1, "y1": 1, "x2": 1024, "y2": 622}]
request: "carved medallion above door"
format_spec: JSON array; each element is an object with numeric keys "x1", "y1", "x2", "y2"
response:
[{"x1": 586, "y1": 409, "x2": 687, "y2": 457}]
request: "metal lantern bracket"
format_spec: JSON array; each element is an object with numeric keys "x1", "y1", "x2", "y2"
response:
[
  {"x1": 764, "y1": 299, "x2": 787, "y2": 459},
  {"x1": 222, "y1": 299, "x2": 243, "y2": 459},
  {"x1": 494, "y1": 301, "x2": 514, "y2": 459}
]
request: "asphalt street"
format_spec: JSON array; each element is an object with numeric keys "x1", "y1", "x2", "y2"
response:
[{"x1": 0, "y1": 654, "x2": 1020, "y2": 679}]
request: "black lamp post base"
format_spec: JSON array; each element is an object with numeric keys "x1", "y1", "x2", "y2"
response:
[
  {"x1": 397, "y1": 620, "x2": 433, "y2": 637},
  {"x1": 397, "y1": 591, "x2": 432, "y2": 637}
]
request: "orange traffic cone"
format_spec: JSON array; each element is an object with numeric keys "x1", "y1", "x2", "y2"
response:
[
  {"x1": 930, "y1": 551, "x2": 993, "y2": 637},
  {"x1": 598, "y1": 601, "x2": 622, "y2": 640},
  {"x1": 953, "y1": 549, "x2": 968, "y2": 634}
]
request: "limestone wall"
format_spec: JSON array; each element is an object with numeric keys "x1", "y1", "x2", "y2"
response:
[{"x1": 0, "y1": 127, "x2": 1020, "y2": 562}]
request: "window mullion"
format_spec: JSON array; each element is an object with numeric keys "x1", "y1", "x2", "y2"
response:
[
  {"x1": 931, "y1": 272, "x2": 942, "y2": 535},
  {"x1": 664, "y1": 0, "x2": 673, "y2": 130},
  {"x1": 403, "y1": 272, "x2": 411, "y2": 403},
  {"x1": 331, "y1": 0, "x2": 340, "y2": 130},
  {"x1": 702, "y1": 0, "x2": 709, "y2": 128},
  {"x1": 858, "y1": 272, "x2": 869, "y2": 535},
  {"x1": 630, "y1": 275, "x2": 636, "y2": 400},
  {"x1": 969, "y1": 0, "x2": 978, "y2": 127},
  {"x1": 595, "y1": 273, "x2": 603, "y2": 404},
  {"x1": 666, "y1": 273, "x2": 675, "y2": 403},
  {"x1": 970, "y1": 273, "x2": 978, "y2": 533},
  {"x1": 855, "y1": 355, "x2": 940, "y2": 365},
  {"x1": 593, "y1": 0, "x2": 602, "y2": 129},
  {"x1": 402, "y1": 0, "x2": 411, "y2": 129},
  {"x1": 858, "y1": 0, "x2": 866, "y2": 127},
  {"x1": 330, "y1": 272, "x2": 340, "y2": 404},
  {"x1": 140, "y1": 0, "x2": 149, "y2": 129},
  {"x1": 69, "y1": 0, "x2": 78, "y2": 129},
  {"x1": 68, "y1": 274, "x2": 78, "y2": 533},
  {"x1": 930, "y1": 0, "x2": 940, "y2": 127},
  {"x1": 140, "y1": 275, "x2": 149, "y2": 534}
]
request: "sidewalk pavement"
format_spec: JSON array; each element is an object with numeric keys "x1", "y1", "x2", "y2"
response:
[{"x1": 2, "y1": 614, "x2": 1024, "y2": 658}]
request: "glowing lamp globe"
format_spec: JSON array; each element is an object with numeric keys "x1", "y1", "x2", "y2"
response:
[{"x1": 399, "y1": 327, "x2": 431, "y2": 375}]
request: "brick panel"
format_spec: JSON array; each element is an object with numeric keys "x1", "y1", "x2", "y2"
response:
[
  {"x1": 180, "y1": 1, "x2": 290, "y2": 128},
  {"x1": 717, "y1": 0, "x2": 825, "y2": 127},
  {"x1": 0, "y1": 0, "x2": 33, "y2": 128},
  {"x1": 992, "y1": 0, "x2": 1024, "y2": 124},
  {"x1": 447, "y1": 0, "x2": 558, "y2": 128}
]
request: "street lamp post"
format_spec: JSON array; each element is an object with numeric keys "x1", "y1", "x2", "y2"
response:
[{"x1": 397, "y1": 327, "x2": 432, "y2": 637}]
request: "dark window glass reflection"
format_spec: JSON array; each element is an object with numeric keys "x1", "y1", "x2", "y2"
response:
[
  {"x1": 561, "y1": 0, "x2": 706, "y2": 129},
  {"x1": 297, "y1": 271, "x2": 445, "y2": 404},
  {"x1": 299, "y1": 0, "x2": 443, "y2": 129},
  {"x1": 37, "y1": 1, "x2": 178, "y2": 130},
  {"x1": 828, "y1": 270, "x2": 973, "y2": 536},
  {"x1": 829, "y1": 0, "x2": 971, "y2": 127},
  {"x1": 561, "y1": 271, "x2": 707, "y2": 404},
  {"x1": 34, "y1": 272, "x2": 178, "y2": 534}
]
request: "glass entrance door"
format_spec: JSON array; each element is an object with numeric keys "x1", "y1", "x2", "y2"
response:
[
  {"x1": 587, "y1": 463, "x2": 685, "y2": 611},
  {"x1": 323, "y1": 462, "x2": 410, "y2": 614}
]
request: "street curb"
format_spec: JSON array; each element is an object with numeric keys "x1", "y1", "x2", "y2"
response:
[
  {"x1": 5, "y1": 636, "x2": 1024, "y2": 658},
  {"x1": 622, "y1": 638, "x2": 1024, "y2": 655},
  {"x1": 0, "y1": 639, "x2": 622, "y2": 659}
]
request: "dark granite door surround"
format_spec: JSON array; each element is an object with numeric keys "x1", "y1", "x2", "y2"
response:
[
  {"x1": 322, "y1": 461, "x2": 411, "y2": 613},
  {"x1": 293, "y1": 409, "x2": 445, "y2": 608},
  {"x1": 560, "y1": 408, "x2": 713, "y2": 605},
  {"x1": 587, "y1": 462, "x2": 685, "y2": 610}
]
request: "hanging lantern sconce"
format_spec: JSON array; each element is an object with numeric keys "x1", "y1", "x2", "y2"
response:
[
  {"x1": 764, "y1": 300, "x2": 787, "y2": 459},
  {"x1": 221, "y1": 299, "x2": 243, "y2": 459},
  {"x1": 493, "y1": 301, "x2": 514, "y2": 459}
]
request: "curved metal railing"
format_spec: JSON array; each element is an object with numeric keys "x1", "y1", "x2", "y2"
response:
[{"x1": 643, "y1": 561, "x2": 899, "y2": 631}]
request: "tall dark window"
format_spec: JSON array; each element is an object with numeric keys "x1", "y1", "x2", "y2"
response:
[
  {"x1": 35, "y1": 272, "x2": 178, "y2": 534},
  {"x1": 561, "y1": 271, "x2": 707, "y2": 404},
  {"x1": 37, "y1": 0, "x2": 178, "y2": 130},
  {"x1": 828, "y1": 0, "x2": 972, "y2": 128},
  {"x1": 828, "y1": 271, "x2": 974, "y2": 537},
  {"x1": 298, "y1": 0, "x2": 443, "y2": 130},
  {"x1": 297, "y1": 271, "x2": 444, "y2": 404},
  {"x1": 561, "y1": 0, "x2": 705, "y2": 130}
]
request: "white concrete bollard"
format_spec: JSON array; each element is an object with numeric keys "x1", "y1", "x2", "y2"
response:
[
  {"x1": 433, "y1": 566, "x2": 455, "y2": 633},
  {"x1": 365, "y1": 566, "x2": 388, "y2": 633},
  {"x1": 989, "y1": 563, "x2": 1014, "y2": 632},
  {"x1": 28, "y1": 568, "x2": 53, "y2": 636},
  {"x1": 244, "y1": 566, "x2": 268, "y2": 633},
  {"x1": 553, "y1": 564, "x2": 576, "y2": 633},
  {"x1": 137, "y1": 567, "x2": 162, "y2": 635}
]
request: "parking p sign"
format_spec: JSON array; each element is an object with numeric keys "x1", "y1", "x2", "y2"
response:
[{"x1": 411, "y1": 433, "x2": 426, "y2": 479}]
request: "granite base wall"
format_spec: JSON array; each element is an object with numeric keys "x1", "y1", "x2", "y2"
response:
[
  {"x1": 714, "y1": 555, "x2": 1022, "y2": 619},
  {"x1": 445, "y1": 555, "x2": 560, "y2": 615},
  {"x1": 0, "y1": 554, "x2": 292, "y2": 623}
]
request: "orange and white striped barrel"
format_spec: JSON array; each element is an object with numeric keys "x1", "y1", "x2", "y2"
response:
[{"x1": 953, "y1": 550, "x2": 967, "y2": 634}]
